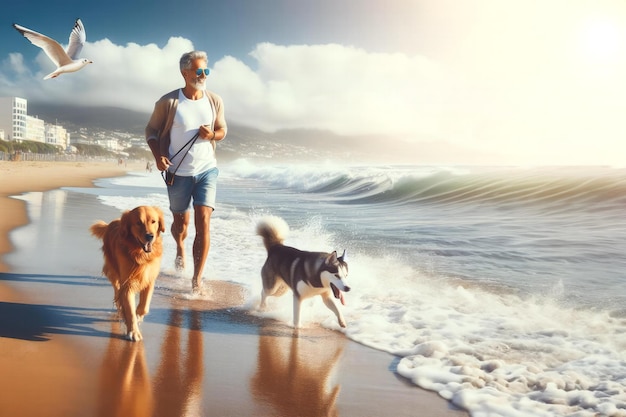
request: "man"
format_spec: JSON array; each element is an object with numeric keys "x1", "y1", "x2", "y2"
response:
[{"x1": 146, "y1": 50, "x2": 227, "y2": 294}]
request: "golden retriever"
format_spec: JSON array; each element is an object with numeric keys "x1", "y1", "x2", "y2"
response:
[{"x1": 90, "y1": 206, "x2": 165, "y2": 341}]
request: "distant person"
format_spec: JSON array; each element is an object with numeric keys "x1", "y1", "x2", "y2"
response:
[{"x1": 145, "y1": 50, "x2": 227, "y2": 294}]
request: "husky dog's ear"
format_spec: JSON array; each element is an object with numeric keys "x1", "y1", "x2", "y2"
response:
[
  {"x1": 339, "y1": 249, "x2": 347, "y2": 262},
  {"x1": 326, "y1": 251, "x2": 338, "y2": 264}
]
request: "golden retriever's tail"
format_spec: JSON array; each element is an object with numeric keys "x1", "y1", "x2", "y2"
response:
[
  {"x1": 90, "y1": 221, "x2": 108, "y2": 240},
  {"x1": 256, "y1": 216, "x2": 289, "y2": 251}
]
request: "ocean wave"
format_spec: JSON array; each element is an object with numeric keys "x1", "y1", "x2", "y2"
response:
[{"x1": 225, "y1": 161, "x2": 626, "y2": 210}]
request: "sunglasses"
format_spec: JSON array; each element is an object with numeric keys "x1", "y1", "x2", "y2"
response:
[{"x1": 194, "y1": 68, "x2": 210, "y2": 76}]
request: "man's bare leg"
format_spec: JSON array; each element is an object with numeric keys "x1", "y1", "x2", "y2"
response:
[
  {"x1": 192, "y1": 205, "x2": 213, "y2": 293},
  {"x1": 171, "y1": 211, "x2": 190, "y2": 271}
]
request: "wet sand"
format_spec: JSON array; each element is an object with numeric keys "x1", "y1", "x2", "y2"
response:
[{"x1": 0, "y1": 160, "x2": 467, "y2": 416}]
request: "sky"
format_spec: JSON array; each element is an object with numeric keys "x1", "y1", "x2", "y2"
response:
[{"x1": 1, "y1": 0, "x2": 626, "y2": 165}]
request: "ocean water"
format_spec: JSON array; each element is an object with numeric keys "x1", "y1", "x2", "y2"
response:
[{"x1": 80, "y1": 161, "x2": 626, "y2": 416}]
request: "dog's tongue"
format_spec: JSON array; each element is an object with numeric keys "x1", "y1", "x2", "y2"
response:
[{"x1": 331, "y1": 283, "x2": 346, "y2": 305}]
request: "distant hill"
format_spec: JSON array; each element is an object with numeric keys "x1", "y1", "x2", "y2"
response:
[
  {"x1": 28, "y1": 103, "x2": 149, "y2": 133},
  {"x1": 26, "y1": 103, "x2": 420, "y2": 163}
]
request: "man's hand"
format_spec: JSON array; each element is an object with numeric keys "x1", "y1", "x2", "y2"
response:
[
  {"x1": 199, "y1": 124, "x2": 215, "y2": 140},
  {"x1": 156, "y1": 156, "x2": 172, "y2": 171}
]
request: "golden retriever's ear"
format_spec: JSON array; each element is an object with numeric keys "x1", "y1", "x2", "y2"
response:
[
  {"x1": 119, "y1": 210, "x2": 131, "y2": 239},
  {"x1": 156, "y1": 207, "x2": 166, "y2": 234}
]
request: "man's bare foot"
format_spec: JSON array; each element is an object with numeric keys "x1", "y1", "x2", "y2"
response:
[
  {"x1": 175, "y1": 256, "x2": 185, "y2": 272},
  {"x1": 192, "y1": 279, "x2": 204, "y2": 295}
]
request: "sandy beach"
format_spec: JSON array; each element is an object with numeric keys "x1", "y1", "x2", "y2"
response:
[{"x1": 0, "y1": 160, "x2": 467, "y2": 416}]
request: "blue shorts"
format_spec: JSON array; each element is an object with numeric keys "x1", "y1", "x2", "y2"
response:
[{"x1": 166, "y1": 167, "x2": 219, "y2": 213}]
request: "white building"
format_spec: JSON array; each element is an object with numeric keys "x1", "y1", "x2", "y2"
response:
[
  {"x1": 45, "y1": 124, "x2": 69, "y2": 149},
  {"x1": 0, "y1": 96, "x2": 27, "y2": 141},
  {"x1": 1, "y1": 96, "x2": 74, "y2": 151},
  {"x1": 26, "y1": 115, "x2": 45, "y2": 143},
  {"x1": 96, "y1": 138, "x2": 124, "y2": 152}
]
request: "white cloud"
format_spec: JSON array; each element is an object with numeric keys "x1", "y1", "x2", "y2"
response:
[
  {"x1": 2, "y1": 28, "x2": 626, "y2": 165},
  {"x1": 216, "y1": 43, "x2": 447, "y2": 136},
  {"x1": 0, "y1": 37, "x2": 194, "y2": 113},
  {"x1": 7, "y1": 53, "x2": 28, "y2": 76},
  {"x1": 0, "y1": 39, "x2": 447, "y2": 138}
]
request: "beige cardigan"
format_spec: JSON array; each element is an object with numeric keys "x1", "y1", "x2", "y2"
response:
[{"x1": 145, "y1": 89, "x2": 227, "y2": 158}]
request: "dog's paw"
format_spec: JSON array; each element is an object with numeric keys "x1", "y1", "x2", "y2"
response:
[
  {"x1": 136, "y1": 307, "x2": 149, "y2": 320},
  {"x1": 127, "y1": 329, "x2": 143, "y2": 342},
  {"x1": 338, "y1": 319, "x2": 347, "y2": 328}
]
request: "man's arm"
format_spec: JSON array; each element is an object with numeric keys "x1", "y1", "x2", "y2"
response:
[{"x1": 145, "y1": 100, "x2": 171, "y2": 171}]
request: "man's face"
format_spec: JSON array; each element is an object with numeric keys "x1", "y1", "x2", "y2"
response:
[{"x1": 184, "y1": 58, "x2": 208, "y2": 91}]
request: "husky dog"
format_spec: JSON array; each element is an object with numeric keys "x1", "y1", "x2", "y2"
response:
[{"x1": 256, "y1": 216, "x2": 350, "y2": 328}]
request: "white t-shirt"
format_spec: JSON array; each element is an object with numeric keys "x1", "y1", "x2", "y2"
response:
[{"x1": 169, "y1": 89, "x2": 216, "y2": 176}]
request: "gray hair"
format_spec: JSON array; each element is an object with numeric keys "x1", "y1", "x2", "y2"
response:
[{"x1": 179, "y1": 51, "x2": 208, "y2": 71}]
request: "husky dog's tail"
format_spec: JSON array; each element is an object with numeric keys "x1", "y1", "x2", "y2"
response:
[{"x1": 256, "y1": 216, "x2": 289, "y2": 251}]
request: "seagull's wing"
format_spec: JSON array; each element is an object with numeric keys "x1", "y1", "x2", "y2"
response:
[
  {"x1": 65, "y1": 19, "x2": 86, "y2": 60},
  {"x1": 13, "y1": 23, "x2": 72, "y2": 67}
]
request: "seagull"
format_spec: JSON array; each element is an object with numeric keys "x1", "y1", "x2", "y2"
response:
[{"x1": 13, "y1": 18, "x2": 93, "y2": 80}]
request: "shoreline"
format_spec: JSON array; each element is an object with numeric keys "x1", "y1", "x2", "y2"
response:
[
  {"x1": 0, "y1": 160, "x2": 143, "y2": 416},
  {"x1": 0, "y1": 160, "x2": 134, "y2": 273},
  {"x1": 0, "y1": 160, "x2": 467, "y2": 416}
]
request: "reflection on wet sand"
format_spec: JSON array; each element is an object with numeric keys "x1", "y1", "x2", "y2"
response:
[
  {"x1": 97, "y1": 322, "x2": 153, "y2": 417},
  {"x1": 251, "y1": 325, "x2": 346, "y2": 417},
  {"x1": 153, "y1": 309, "x2": 203, "y2": 417},
  {"x1": 97, "y1": 309, "x2": 203, "y2": 417}
]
